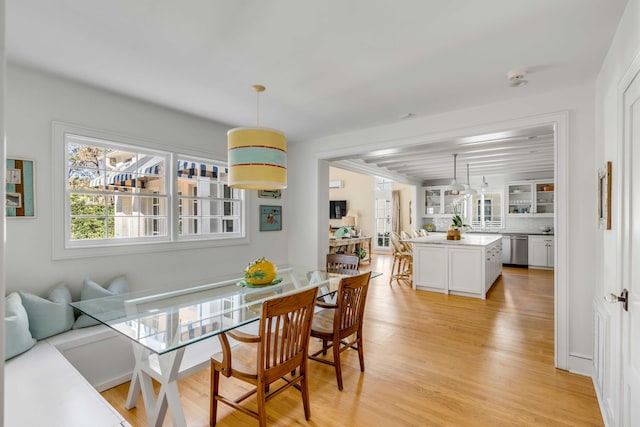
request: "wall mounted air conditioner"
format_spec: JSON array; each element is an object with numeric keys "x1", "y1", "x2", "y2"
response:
[{"x1": 329, "y1": 180, "x2": 343, "y2": 189}]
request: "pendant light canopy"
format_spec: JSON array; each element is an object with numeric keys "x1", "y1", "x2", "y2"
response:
[
  {"x1": 446, "y1": 153, "x2": 465, "y2": 193},
  {"x1": 227, "y1": 85, "x2": 287, "y2": 190},
  {"x1": 460, "y1": 163, "x2": 478, "y2": 195}
]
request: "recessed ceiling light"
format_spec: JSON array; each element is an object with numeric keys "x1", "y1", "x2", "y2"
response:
[{"x1": 507, "y1": 70, "x2": 528, "y2": 87}]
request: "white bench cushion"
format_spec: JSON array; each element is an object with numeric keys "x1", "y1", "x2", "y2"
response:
[{"x1": 5, "y1": 341, "x2": 127, "y2": 427}]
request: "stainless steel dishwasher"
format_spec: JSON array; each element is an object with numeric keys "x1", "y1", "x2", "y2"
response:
[{"x1": 503, "y1": 235, "x2": 529, "y2": 266}]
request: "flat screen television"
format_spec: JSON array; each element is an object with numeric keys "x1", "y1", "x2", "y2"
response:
[{"x1": 330, "y1": 200, "x2": 347, "y2": 219}]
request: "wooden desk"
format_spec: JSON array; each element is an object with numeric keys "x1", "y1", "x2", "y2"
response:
[{"x1": 329, "y1": 236, "x2": 372, "y2": 263}]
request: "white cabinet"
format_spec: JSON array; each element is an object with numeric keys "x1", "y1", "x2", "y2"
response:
[
  {"x1": 449, "y1": 248, "x2": 483, "y2": 295},
  {"x1": 422, "y1": 186, "x2": 460, "y2": 217},
  {"x1": 533, "y1": 181, "x2": 554, "y2": 216},
  {"x1": 507, "y1": 183, "x2": 533, "y2": 215},
  {"x1": 529, "y1": 236, "x2": 554, "y2": 269},
  {"x1": 413, "y1": 245, "x2": 447, "y2": 291},
  {"x1": 412, "y1": 237, "x2": 502, "y2": 299},
  {"x1": 506, "y1": 180, "x2": 554, "y2": 217},
  {"x1": 423, "y1": 187, "x2": 443, "y2": 216}
]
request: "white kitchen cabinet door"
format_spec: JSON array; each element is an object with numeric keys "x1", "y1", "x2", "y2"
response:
[
  {"x1": 413, "y1": 245, "x2": 448, "y2": 292},
  {"x1": 529, "y1": 236, "x2": 554, "y2": 268},
  {"x1": 448, "y1": 247, "x2": 483, "y2": 295}
]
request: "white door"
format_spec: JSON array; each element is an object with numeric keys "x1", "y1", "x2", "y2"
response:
[{"x1": 622, "y1": 69, "x2": 640, "y2": 426}]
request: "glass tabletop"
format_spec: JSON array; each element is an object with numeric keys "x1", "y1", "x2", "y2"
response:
[{"x1": 71, "y1": 266, "x2": 375, "y2": 355}]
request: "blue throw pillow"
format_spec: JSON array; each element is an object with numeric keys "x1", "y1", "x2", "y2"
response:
[
  {"x1": 19, "y1": 284, "x2": 74, "y2": 340},
  {"x1": 5, "y1": 293, "x2": 36, "y2": 360},
  {"x1": 73, "y1": 276, "x2": 129, "y2": 329}
]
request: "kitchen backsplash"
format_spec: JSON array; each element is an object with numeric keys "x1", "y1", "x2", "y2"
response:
[{"x1": 423, "y1": 216, "x2": 554, "y2": 234}]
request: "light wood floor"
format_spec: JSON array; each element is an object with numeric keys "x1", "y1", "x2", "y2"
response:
[{"x1": 101, "y1": 254, "x2": 603, "y2": 426}]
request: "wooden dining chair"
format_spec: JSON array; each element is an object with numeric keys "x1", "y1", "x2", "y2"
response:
[
  {"x1": 326, "y1": 253, "x2": 360, "y2": 275},
  {"x1": 308, "y1": 271, "x2": 372, "y2": 391},
  {"x1": 210, "y1": 287, "x2": 318, "y2": 427}
]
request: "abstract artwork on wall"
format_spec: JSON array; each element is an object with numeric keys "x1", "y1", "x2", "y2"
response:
[{"x1": 6, "y1": 158, "x2": 35, "y2": 218}]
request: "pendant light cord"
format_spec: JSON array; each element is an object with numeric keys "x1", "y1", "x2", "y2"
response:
[
  {"x1": 256, "y1": 90, "x2": 260, "y2": 127},
  {"x1": 252, "y1": 84, "x2": 266, "y2": 128}
]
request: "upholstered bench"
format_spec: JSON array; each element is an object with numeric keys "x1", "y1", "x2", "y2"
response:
[{"x1": 5, "y1": 338, "x2": 131, "y2": 427}]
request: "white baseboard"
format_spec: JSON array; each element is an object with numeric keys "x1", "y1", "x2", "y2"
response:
[{"x1": 568, "y1": 353, "x2": 593, "y2": 376}]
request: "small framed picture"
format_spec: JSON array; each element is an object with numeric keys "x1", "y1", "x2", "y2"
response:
[
  {"x1": 6, "y1": 192, "x2": 22, "y2": 208},
  {"x1": 259, "y1": 205, "x2": 282, "y2": 231},
  {"x1": 598, "y1": 161, "x2": 611, "y2": 230},
  {"x1": 258, "y1": 189, "x2": 282, "y2": 199}
]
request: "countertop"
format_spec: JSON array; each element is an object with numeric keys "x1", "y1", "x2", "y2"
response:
[
  {"x1": 428, "y1": 230, "x2": 554, "y2": 236},
  {"x1": 404, "y1": 234, "x2": 502, "y2": 246}
]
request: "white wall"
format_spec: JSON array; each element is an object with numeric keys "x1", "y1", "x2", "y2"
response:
[
  {"x1": 594, "y1": 0, "x2": 640, "y2": 424},
  {"x1": 5, "y1": 64, "x2": 288, "y2": 297},
  {"x1": 288, "y1": 84, "x2": 595, "y2": 373},
  {"x1": 328, "y1": 167, "x2": 375, "y2": 236}
]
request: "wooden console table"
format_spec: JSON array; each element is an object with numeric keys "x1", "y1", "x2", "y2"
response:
[{"x1": 329, "y1": 236, "x2": 372, "y2": 263}]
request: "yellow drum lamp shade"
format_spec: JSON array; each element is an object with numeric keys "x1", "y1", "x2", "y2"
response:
[{"x1": 227, "y1": 127, "x2": 287, "y2": 190}]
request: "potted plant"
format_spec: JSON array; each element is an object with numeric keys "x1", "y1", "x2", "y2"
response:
[{"x1": 447, "y1": 201, "x2": 470, "y2": 240}]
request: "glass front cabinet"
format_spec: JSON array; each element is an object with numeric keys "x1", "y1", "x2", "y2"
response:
[
  {"x1": 507, "y1": 180, "x2": 554, "y2": 217},
  {"x1": 423, "y1": 186, "x2": 463, "y2": 217},
  {"x1": 424, "y1": 187, "x2": 442, "y2": 216}
]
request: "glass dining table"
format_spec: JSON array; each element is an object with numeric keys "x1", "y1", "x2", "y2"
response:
[{"x1": 71, "y1": 266, "x2": 377, "y2": 427}]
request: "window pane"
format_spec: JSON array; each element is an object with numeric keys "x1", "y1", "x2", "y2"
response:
[
  {"x1": 68, "y1": 168, "x2": 103, "y2": 190},
  {"x1": 68, "y1": 144, "x2": 105, "y2": 170},
  {"x1": 177, "y1": 159, "x2": 241, "y2": 238},
  {"x1": 141, "y1": 218, "x2": 168, "y2": 236},
  {"x1": 70, "y1": 217, "x2": 112, "y2": 240},
  {"x1": 70, "y1": 193, "x2": 111, "y2": 216}
]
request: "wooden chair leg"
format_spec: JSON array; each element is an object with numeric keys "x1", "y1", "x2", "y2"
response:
[
  {"x1": 300, "y1": 363, "x2": 311, "y2": 420},
  {"x1": 390, "y1": 255, "x2": 398, "y2": 285},
  {"x1": 356, "y1": 333, "x2": 365, "y2": 372},
  {"x1": 257, "y1": 380, "x2": 267, "y2": 427},
  {"x1": 333, "y1": 340, "x2": 344, "y2": 391},
  {"x1": 210, "y1": 367, "x2": 220, "y2": 427}
]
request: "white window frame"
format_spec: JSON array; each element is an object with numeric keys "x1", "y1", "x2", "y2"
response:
[{"x1": 52, "y1": 122, "x2": 248, "y2": 260}]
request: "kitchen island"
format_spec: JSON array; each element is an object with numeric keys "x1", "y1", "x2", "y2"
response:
[{"x1": 404, "y1": 234, "x2": 502, "y2": 299}]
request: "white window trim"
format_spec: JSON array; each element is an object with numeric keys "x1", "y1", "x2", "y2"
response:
[{"x1": 52, "y1": 121, "x2": 249, "y2": 260}]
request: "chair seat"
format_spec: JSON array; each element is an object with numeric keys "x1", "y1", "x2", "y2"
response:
[
  {"x1": 211, "y1": 341, "x2": 258, "y2": 379},
  {"x1": 310, "y1": 309, "x2": 334, "y2": 336}
]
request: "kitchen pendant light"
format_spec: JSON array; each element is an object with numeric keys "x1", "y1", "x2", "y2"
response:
[
  {"x1": 480, "y1": 176, "x2": 489, "y2": 192},
  {"x1": 460, "y1": 163, "x2": 478, "y2": 195},
  {"x1": 227, "y1": 85, "x2": 287, "y2": 190},
  {"x1": 445, "y1": 153, "x2": 465, "y2": 193}
]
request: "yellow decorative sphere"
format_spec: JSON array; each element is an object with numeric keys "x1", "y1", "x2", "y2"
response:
[{"x1": 245, "y1": 257, "x2": 277, "y2": 285}]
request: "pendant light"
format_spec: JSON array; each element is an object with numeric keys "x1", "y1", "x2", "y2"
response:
[
  {"x1": 480, "y1": 176, "x2": 489, "y2": 192},
  {"x1": 445, "y1": 153, "x2": 465, "y2": 193},
  {"x1": 460, "y1": 163, "x2": 478, "y2": 195},
  {"x1": 227, "y1": 85, "x2": 287, "y2": 190}
]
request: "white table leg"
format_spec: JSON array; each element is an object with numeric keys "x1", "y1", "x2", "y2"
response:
[{"x1": 125, "y1": 343, "x2": 187, "y2": 427}]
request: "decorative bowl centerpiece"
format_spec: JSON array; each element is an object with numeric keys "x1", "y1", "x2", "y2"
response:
[{"x1": 244, "y1": 257, "x2": 277, "y2": 285}]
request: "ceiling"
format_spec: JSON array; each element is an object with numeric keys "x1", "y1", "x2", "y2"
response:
[
  {"x1": 332, "y1": 125, "x2": 555, "y2": 183},
  {"x1": 6, "y1": 1, "x2": 627, "y2": 182}
]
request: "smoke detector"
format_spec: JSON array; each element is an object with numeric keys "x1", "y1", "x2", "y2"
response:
[{"x1": 507, "y1": 70, "x2": 528, "y2": 87}]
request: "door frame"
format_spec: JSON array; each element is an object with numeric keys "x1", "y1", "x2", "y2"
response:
[
  {"x1": 617, "y1": 50, "x2": 640, "y2": 427},
  {"x1": 317, "y1": 111, "x2": 570, "y2": 369}
]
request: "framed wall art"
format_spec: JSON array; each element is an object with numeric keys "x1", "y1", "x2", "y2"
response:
[
  {"x1": 598, "y1": 161, "x2": 611, "y2": 230},
  {"x1": 259, "y1": 205, "x2": 282, "y2": 231},
  {"x1": 258, "y1": 189, "x2": 282, "y2": 199},
  {"x1": 6, "y1": 158, "x2": 35, "y2": 218}
]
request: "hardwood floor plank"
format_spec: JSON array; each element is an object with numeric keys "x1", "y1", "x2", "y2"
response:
[{"x1": 101, "y1": 256, "x2": 602, "y2": 426}]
